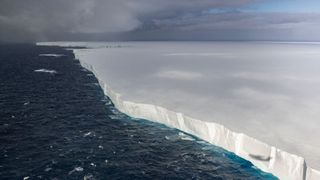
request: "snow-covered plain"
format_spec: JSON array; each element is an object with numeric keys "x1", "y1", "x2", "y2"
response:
[{"x1": 38, "y1": 41, "x2": 320, "y2": 179}]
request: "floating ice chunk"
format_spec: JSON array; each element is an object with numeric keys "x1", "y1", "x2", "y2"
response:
[
  {"x1": 34, "y1": 69, "x2": 57, "y2": 74},
  {"x1": 23, "y1": 176, "x2": 30, "y2": 180},
  {"x1": 98, "y1": 145, "x2": 103, "y2": 149},
  {"x1": 39, "y1": 54, "x2": 65, "y2": 57},
  {"x1": 105, "y1": 160, "x2": 108, "y2": 164},
  {"x1": 23, "y1": 102, "x2": 30, "y2": 106},
  {"x1": 90, "y1": 163, "x2": 96, "y2": 167}
]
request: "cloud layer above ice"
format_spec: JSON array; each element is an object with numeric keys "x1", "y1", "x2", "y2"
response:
[{"x1": 0, "y1": 0, "x2": 320, "y2": 42}]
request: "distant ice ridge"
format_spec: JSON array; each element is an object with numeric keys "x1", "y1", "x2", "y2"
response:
[
  {"x1": 37, "y1": 41, "x2": 320, "y2": 180},
  {"x1": 38, "y1": 41, "x2": 128, "y2": 49},
  {"x1": 34, "y1": 69, "x2": 57, "y2": 74}
]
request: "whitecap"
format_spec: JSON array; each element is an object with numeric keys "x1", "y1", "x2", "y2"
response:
[
  {"x1": 84, "y1": 174, "x2": 95, "y2": 180},
  {"x1": 68, "y1": 167, "x2": 83, "y2": 175},
  {"x1": 83, "y1": 132, "x2": 92, "y2": 137},
  {"x1": 74, "y1": 167, "x2": 83, "y2": 172},
  {"x1": 44, "y1": 167, "x2": 52, "y2": 172},
  {"x1": 108, "y1": 115, "x2": 119, "y2": 119}
]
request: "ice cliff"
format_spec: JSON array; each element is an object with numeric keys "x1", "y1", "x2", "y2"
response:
[{"x1": 37, "y1": 41, "x2": 320, "y2": 180}]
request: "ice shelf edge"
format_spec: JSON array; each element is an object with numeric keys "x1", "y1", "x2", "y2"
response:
[
  {"x1": 72, "y1": 50, "x2": 320, "y2": 180},
  {"x1": 44, "y1": 45, "x2": 317, "y2": 179}
]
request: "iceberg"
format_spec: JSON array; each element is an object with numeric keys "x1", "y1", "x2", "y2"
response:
[
  {"x1": 39, "y1": 54, "x2": 65, "y2": 57},
  {"x1": 37, "y1": 41, "x2": 320, "y2": 180},
  {"x1": 34, "y1": 69, "x2": 57, "y2": 74}
]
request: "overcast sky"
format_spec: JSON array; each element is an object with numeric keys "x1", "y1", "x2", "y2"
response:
[{"x1": 1, "y1": 0, "x2": 320, "y2": 42}]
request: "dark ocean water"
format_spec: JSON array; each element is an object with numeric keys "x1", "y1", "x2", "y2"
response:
[{"x1": 0, "y1": 44, "x2": 277, "y2": 180}]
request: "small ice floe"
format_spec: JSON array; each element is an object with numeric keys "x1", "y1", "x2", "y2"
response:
[
  {"x1": 105, "y1": 160, "x2": 108, "y2": 164},
  {"x1": 39, "y1": 54, "x2": 65, "y2": 57},
  {"x1": 34, "y1": 69, "x2": 57, "y2": 74},
  {"x1": 90, "y1": 163, "x2": 96, "y2": 167},
  {"x1": 23, "y1": 102, "x2": 30, "y2": 106},
  {"x1": 23, "y1": 176, "x2": 30, "y2": 180},
  {"x1": 178, "y1": 132, "x2": 195, "y2": 141},
  {"x1": 98, "y1": 145, "x2": 103, "y2": 149},
  {"x1": 68, "y1": 167, "x2": 84, "y2": 175}
]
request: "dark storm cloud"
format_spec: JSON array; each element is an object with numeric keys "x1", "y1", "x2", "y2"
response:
[
  {"x1": 139, "y1": 12, "x2": 320, "y2": 41},
  {"x1": 0, "y1": 0, "x2": 319, "y2": 42}
]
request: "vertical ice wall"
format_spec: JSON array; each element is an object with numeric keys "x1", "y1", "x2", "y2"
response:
[{"x1": 74, "y1": 50, "x2": 320, "y2": 180}]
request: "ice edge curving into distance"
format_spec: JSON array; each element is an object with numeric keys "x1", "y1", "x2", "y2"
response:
[
  {"x1": 37, "y1": 42, "x2": 320, "y2": 180},
  {"x1": 73, "y1": 51, "x2": 320, "y2": 180}
]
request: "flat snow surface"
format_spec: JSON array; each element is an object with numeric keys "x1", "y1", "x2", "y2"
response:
[{"x1": 41, "y1": 41, "x2": 320, "y2": 169}]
